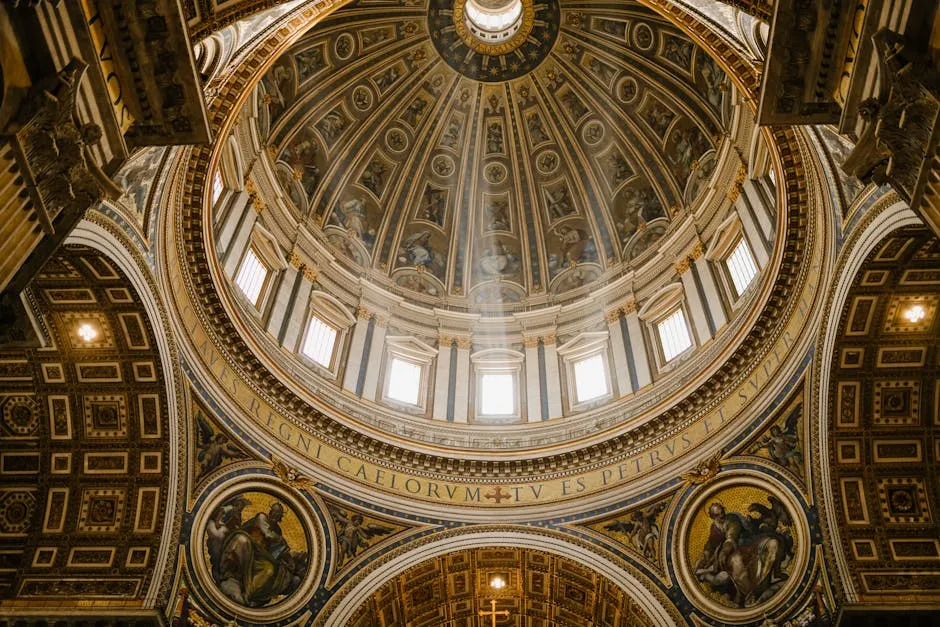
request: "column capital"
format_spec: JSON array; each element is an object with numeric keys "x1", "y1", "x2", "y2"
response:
[
  {"x1": 605, "y1": 298, "x2": 637, "y2": 322},
  {"x1": 727, "y1": 165, "x2": 747, "y2": 202},
  {"x1": 301, "y1": 265, "x2": 318, "y2": 282},
  {"x1": 675, "y1": 257, "x2": 691, "y2": 274},
  {"x1": 287, "y1": 249, "x2": 303, "y2": 269},
  {"x1": 250, "y1": 193, "x2": 265, "y2": 214}
]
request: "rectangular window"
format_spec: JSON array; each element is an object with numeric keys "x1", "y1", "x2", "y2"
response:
[
  {"x1": 573, "y1": 354, "x2": 609, "y2": 403},
  {"x1": 234, "y1": 247, "x2": 269, "y2": 307},
  {"x1": 726, "y1": 237, "x2": 758, "y2": 297},
  {"x1": 301, "y1": 315, "x2": 338, "y2": 368},
  {"x1": 212, "y1": 171, "x2": 224, "y2": 205},
  {"x1": 658, "y1": 309, "x2": 692, "y2": 362},
  {"x1": 387, "y1": 358, "x2": 422, "y2": 406},
  {"x1": 480, "y1": 373, "x2": 515, "y2": 416}
]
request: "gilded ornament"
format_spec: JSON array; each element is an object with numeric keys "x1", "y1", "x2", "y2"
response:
[
  {"x1": 271, "y1": 456, "x2": 316, "y2": 491},
  {"x1": 301, "y1": 266, "x2": 318, "y2": 282},
  {"x1": 681, "y1": 451, "x2": 723, "y2": 484}
]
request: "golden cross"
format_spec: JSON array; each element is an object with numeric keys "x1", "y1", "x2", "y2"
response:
[{"x1": 479, "y1": 599, "x2": 510, "y2": 626}]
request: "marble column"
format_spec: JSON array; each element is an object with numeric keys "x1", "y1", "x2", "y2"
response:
[
  {"x1": 541, "y1": 336, "x2": 563, "y2": 420},
  {"x1": 266, "y1": 257, "x2": 303, "y2": 342},
  {"x1": 692, "y1": 249, "x2": 728, "y2": 331},
  {"x1": 677, "y1": 258, "x2": 712, "y2": 345},
  {"x1": 280, "y1": 267, "x2": 316, "y2": 351},
  {"x1": 221, "y1": 194, "x2": 257, "y2": 276},
  {"x1": 361, "y1": 314, "x2": 388, "y2": 402},
  {"x1": 451, "y1": 336, "x2": 471, "y2": 424},
  {"x1": 741, "y1": 179, "x2": 775, "y2": 241},
  {"x1": 606, "y1": 309, "x2": 633, "y2": 397},
  {"x1": 624, "y1": 306, "x2": 652, "y2": 388},
  {"x1": 735, "y1": 195, "x2": 770, "y2": 267},
  {"x1": 523, "y1": 337, "x2": 543, "y2": 422},
  {"x1": 432, "y1": 337, "x2": 453, "y2": 421},
  {"x1": 342, "y1": 309, "x2": 373, "y2": 394}
]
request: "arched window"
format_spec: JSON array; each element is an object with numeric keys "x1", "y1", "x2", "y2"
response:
[
  {"x1": 638, "y1": 283, "x2": 694, "y2": 369},
  {"x1": 471, "y1": 348, "x2": 524, "y2": 422},
  {"x1": 234, "y1": 225, "x2": 287, "y2": 311},
  {"x1": 382, "y1": 337, "x2": 437, "y2": 413},
  {"x1": 299, "y1": 292, "x2": 355, "y2": 377},
  {"x1": 707, "y1": 213, "x2": 761, "y2": 305},
  {"x1": 557, "y1": 332, "x2": 612, "y2": 410}
]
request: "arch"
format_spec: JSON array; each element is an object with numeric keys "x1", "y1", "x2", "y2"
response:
[
  {"x1": 814, "y1": 199, "x2": 920, "y2": 602},
  {"x1": 65, "y1": 216, "x2": 185, "y2": 606},
  {"x1": 320, "y1": 528, "x2": 679, "y2": 626}
]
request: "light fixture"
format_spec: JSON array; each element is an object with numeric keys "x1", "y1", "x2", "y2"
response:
[
  {"x1": 489, "y1": 575, "x2": 505, "y2": 590},
  {"x1": 76, "y1": 323, "x2": 99, "y2": 343},
  {"x1": 902, "y1": 304, "x2": 926, "y2": 324}
]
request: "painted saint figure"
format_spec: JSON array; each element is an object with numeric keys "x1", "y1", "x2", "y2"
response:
[
  {"x1": 693, "y1": 497, "x2": 794, "y2": 608},
  {"x1": 207, "y1": 497, "x2": 309, "y2": 608}
]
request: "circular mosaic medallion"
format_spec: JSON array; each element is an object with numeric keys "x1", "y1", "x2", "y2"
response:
[
  {"x1": 427, "y1": 0, "x2": 559, "y2": 82},
  {"x1": 334, "y1": 33, "x2": 355, "y2": 60},
  {"x1": 193, "y1": 480, "x2": 320, "y2": 622},
  {"x1": 385, "y1": 128, "x2": 409, "y2": 153},
  {"x1": 484, "y1": 162, "x2": 507, "y2": 184},
  {"x1": 616, "y1": 76, "x2": 639, "y2": 103},
  {"x1": 674, "y1": 472, "x2": 809, "y2": 623},
  {"x1": 582, "y1": 120, "x2": 605, "y2": 145},
  {"x1": 352, "y1": 85, "x2": 373, "y2": 112},
  {"x1": 535, "y1": 150, "x2": 560, "y2": 175},
  {"x1": 431, "y1": 154, "x2": 456, "y2": 178},
  {"x1": 632, "y1": 23, "x2": 654, "y2": 50}
]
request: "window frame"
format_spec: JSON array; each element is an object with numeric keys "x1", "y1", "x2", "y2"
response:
[
  {"x1": 211, "y1": 170, "x2": 224, "y2": 206},
  {"x1": 638, "y1": 283, "x2": 696, "y2": 372},
  {"x1": 233, "y1": 225, "x2": 288, "y2": 314},
  {"x1": 381, "y1": 337, "x2": 436, "y2": 414},
  {"x1": 655, "y1": 307, "x2": 694, "y2": 364},
  {"x1": 297, "y1": 292, "x2": 356, "y2": 379},
  {"x1": 557, "y1": 331, "x2": 613, "y2": 412},
  {"x1": 470, "y1": 348, "x2": 524, "y2": 423},
  {"x1": 234, "y1": 244, "x2": 273, "y2": 309},
  {"x1": 706, "y1": 213, "x2": 762, "y2": 310},
  {"x1": 724, "y1": 235, "x2": 759, "y2": 299}
]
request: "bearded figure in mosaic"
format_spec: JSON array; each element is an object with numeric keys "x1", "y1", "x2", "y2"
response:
[
  {"x1": 693, "y1": 496, "x2": 794, "y2": 607},
  {"x1": 207, "y1": 496, "x2": 309, "y2": 607}
]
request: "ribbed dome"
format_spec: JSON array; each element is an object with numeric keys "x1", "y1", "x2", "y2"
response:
[{"x1": 255, "y1": 0, "x2": 731, "y2": 309}]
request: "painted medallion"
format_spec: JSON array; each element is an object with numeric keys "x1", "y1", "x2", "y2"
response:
[
  {"x1": 682, "y1": 482, "x2": 802, "y2": 615},
  {"x1": 203, "y1": 490, "x2": 310, "y2": 608}
]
